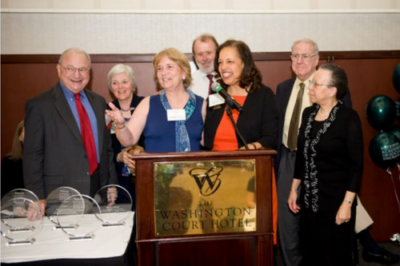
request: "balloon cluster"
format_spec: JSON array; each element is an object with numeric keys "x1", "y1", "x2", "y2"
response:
[{"x1": 367, "y1": 63, "x2": 400, "y2": 169}]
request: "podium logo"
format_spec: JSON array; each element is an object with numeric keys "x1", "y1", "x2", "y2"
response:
[{"x1": 189, "y1": 166, "x2": 223, "y2": 196}]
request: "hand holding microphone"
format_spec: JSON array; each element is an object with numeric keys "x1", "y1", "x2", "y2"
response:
[{"x1": 211, "y1": 82, "x2": 243, "y2": 112}]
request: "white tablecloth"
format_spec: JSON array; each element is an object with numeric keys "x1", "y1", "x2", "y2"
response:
[{"x1": 1, "y1": 212, "x2": 134, "y2": 263}]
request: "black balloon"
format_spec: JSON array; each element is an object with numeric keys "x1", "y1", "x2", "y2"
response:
[
  {"x1": 366, "y1": 95, "x2": 396, "y2": 131},
  {"x1": 369, "y1": 131, "x2": 400, "y2": 169},
  {"x1": 393, "y1": 63, "x2": 400, "y2": 94}
]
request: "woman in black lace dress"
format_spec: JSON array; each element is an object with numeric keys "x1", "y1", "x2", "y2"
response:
[{"x1": 288, "y1": 64, "x2": 363, "y2": 266}]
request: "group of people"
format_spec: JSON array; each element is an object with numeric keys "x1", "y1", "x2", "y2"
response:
[{"x1": 2, "y1": 34, "x2": 399, "y2": 266}]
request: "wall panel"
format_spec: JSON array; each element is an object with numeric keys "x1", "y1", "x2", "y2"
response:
[{"x1": 2, "y1": 13, "x2": 400, "y2": 55}]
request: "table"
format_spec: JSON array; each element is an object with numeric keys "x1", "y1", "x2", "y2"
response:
[{"x1": 1, "y1": 213, "x2": 134, "y2": 265}]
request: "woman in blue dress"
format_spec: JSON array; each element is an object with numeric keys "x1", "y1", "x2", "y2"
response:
[{"x1": 106, "y1": 48, "x2": 206, "y2": 153}]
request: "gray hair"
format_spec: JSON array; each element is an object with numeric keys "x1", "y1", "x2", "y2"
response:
[
  {"x1": 291, "y1": 38, "x2": 319, "y2": 55},
  {"x1": 58, "y1": 47, "x2": 91, "y2": 67},
  {"x1": 107, "y1": 64, "x2": 137, "y2": 92}
]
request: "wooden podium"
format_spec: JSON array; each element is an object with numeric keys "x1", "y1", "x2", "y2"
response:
[{"x1": 133, "y1": 150, "x2": 276, "y2": 266}]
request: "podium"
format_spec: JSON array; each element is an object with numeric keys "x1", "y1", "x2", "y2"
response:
[{"x1": 133, "y1": 150, "x2": 276, "y2": 266}]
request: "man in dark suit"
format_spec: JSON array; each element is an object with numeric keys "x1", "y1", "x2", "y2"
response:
[
  {"x1": 276, "y1": 39, "x2": 320, "y2": 266},
  {"x1": 276, "y1": 39, "x2": 352, "y2": 266},
  {"x1": 23, "y1": 48, "x2": 118, "y2": 214}
]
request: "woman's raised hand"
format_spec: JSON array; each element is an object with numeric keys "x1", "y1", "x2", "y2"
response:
[{"x1": 106, "y1": 102, "x2": 125, "y2": 126}]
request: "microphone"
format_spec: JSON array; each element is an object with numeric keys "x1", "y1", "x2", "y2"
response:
[{"x1": 211, "y1": 83, "x2": 243, "y2": 112}]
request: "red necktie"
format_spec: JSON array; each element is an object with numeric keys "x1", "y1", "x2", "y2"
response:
[
  {"x1": 207, "y1": 74, "x2": 213, "y2": 95},
  {"x1": 75, "y1": 93, "x2": 98, "y2": 176}
]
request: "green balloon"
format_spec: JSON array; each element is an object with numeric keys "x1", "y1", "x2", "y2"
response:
[
  {"x1": 366, "y1": 95, "x2": 396, "y2": 130},
  {"x1": 396, "y1": 97, "x2": 400, "y2": 121},
  {"x1": 369, "y1": 131, "x2": 400, "y2": 169},
  {"x1": 393, "y1": 63, "x2": 400, "y2": 94},
  {"x1": 390, "y1": 125, "x2": 400, "y2": 141}
]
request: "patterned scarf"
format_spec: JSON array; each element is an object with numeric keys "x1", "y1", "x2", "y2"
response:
[
  {"x1": 303, "y1": 100, "x2": 343, "y2": 212},
  {"x1": 160, "y1": 88, "x2": 196, "y2": 152}
]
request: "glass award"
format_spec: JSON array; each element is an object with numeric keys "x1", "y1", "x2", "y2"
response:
[
  {"x1": 56, "y1": 194, "x2": 101, "y2": 241},
  {"x1": 46, "y1": 187, "x2": 83, "y2": 230},
  {"x1": 0, "y1": 189, "x2": 43, "y2": 246},
  {"x1": 94, "y1": 185, "x2": 133, "y2": 227}
]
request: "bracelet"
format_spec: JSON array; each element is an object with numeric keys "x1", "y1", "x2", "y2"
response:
[
  {"x1": 251, "y1": 143, "x2": 257, "y2": 150},
  {"x1": 290, "y1": 188, "x2": 297, "y2": 193},
  {"x1": 344, "y1": 199, "x2": 352, "y2": 204},
  {"x1": 115, "y1": 123, "x2": 126, "y2": 130}
]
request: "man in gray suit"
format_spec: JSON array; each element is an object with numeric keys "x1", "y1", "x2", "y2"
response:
[
  {"x1": 275, "y1": 39, "x2": 320, "y2": 266},
  {"x1": 23, "y1": 48, "x2": 117, "y2": 214}
]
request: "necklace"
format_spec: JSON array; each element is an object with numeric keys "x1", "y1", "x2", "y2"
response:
[
  {"x1": 318, "y1": 109, "x2": 326, "y2": 114},
  {"x1": 120, "y1": 106, "x2": 134, "y2": 112},
  {"x1": 317, "y1": 109, "x2": 329, "y2": 118}
]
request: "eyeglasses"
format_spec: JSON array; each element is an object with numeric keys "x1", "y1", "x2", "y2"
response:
[
  {"x1": 290, "y1": 54, "x2": 317, "y2": 62},
  {"x1": 59, "y1": 65, "x2": 90, "y2": 75},
  {"x1": 310, "y1": 81, "x2": 333, "y2": 88}
]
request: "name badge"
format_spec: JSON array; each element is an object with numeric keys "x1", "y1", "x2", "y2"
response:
[
  {"x1": 167, "y1": 109, "x2": 186, "y2": 121},
  {"x1": 208, "y1": 94, "x2": 225, "y2": 107}
]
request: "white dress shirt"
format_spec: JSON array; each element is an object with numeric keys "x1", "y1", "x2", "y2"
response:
[{"x1": 190, "y1": 69, "x2": 215, "y2": 99}]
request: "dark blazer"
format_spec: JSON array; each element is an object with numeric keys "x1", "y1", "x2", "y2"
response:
[
  {"x1": 204, "y1": 83, "x2": 278, "y2": 150},
  {"x1": 23, "y1": 83, "x2": 117, "y2": 199},
  {"x1": 275, "y1": 77, "x2": 353, "y2": 169}
]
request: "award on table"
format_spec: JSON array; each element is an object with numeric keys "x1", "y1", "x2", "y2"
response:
[
  {"x1": 56, "y1": 194, "x2": 101, "y2": 241},
  {"x1": 94, "y1": 185, "x2": 133, "y2": 227},
  {"x1": 46, "y1": 187, "x2": 83, "y2": 230},
  {"x1": 0, "y1": 189, "x2": 43, "y2": 246}
]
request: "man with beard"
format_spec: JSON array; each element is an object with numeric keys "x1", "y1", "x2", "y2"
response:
[{"x1": 190, "y1": 34, "x2": 219, "y2": 99}]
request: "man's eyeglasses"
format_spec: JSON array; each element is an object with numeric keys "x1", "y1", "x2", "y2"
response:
[
  {"x1": 59, "y1": 65, "x2": 90, "y2": 75},
  {"x1": 310, "y1": 81, "x2": 333, "y2": 88},
  {"x1": 290, "y1": 54, "x2": 317, "y2": 62}
]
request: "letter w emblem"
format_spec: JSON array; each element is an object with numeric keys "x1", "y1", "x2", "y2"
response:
[{"x1": 189, "y1": 166, "x2": 223, "y2": 196}]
